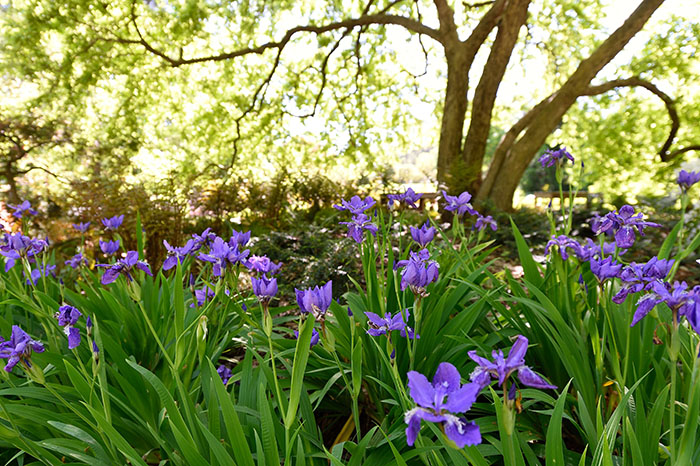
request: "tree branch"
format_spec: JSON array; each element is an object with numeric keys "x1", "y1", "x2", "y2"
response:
[
  {"x1": 583, "y1": 76, "x2": 680, "y2": 162},
  {"x1": 111, "y1": 8, "x2": 443, "y2": 68}
]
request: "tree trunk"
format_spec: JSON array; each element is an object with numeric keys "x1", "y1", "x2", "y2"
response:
[
  {"x1": 3, "y1": 162, "x2": 20, "y2": 204},
  {"x1": 477, "y1": 0, "x2": 666, "y2": 210},
  {"x1": 436, "y1": 49, "x2": 470, "y2": 193},
  {"x1": 461, "y1": 0, "x2": 530, "y2": 196}
]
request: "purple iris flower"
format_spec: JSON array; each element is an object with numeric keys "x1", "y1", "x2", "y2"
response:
[
  {"x1": 441, "y1": 191, "x2": 477, "y2": 216},
  {"x1": 613, "y1": 257, "x2": 674, "y2": 304},
  {"x1": 7, "y1": 200, "x2": 38, "y2": 219},
  {"x1": 365, "y1": 309, "x2": 418, "y2": 339},
  {"x1": 65, "y1": 253, "x2": 87, "y2": 269},
  {"x1": 191, "y1": 285, "x2": 216, "y2": 307},
  {"x1": 100, "y1": 239, "x2": 120, "y2": 256},
  {"x1": 192, "y1": 228, "x2": 217, "y2": 248},
  {"x1": 474, "y1": 214, "x2": 497, "y2": 232},
  {"x1": 468, "y1": 335, "x2": 556, "y2": 391},
  {"x1": 217, "y1": 364, "x2": 232, "y2": 384},
  {"x1": 594, "y1": 205, "x2": 661, "y2": 249},
  {"x1": 544, "y1": 235, "x2": 581, "y2": 261},
  {"x1": 244, "y1": 255, "x2": 281, "y2": 275},
  {"x1": 681, "y1": 287, "x2": 700, "y2": 335},
  {"x1": 294, "y1": 328, "x2": 320, "y2": 348},
  {"x1": 388, "y1": 188, "x2": 423, "y2": 209},
  {"x1": 98, "y1": 251, "x2": 152, "y2": 285},
  {"x1": 333, "y1": 195, "x2": 376, "y2": 215},
  {"x1": 1, "y1": 234, "x2": 48, "y2": 271},
  {"x1": 251, "y1": 275, "x2": 277, "y2": 302},
  {"x1": 631, "y1": 281, "x2": 693, "y2": 327},
  {"x1": 199, "y1": 237, "x2": 250, "y2": 276},
  {"x1": 539, "y1": 147, "x2": 574, "y2": 168},
  {"x1": 589, "y1": 256, "x2": 622, "y2": 282},
  {"x1": 576, "y1": 239, "x2": 619, "y2": 261},
  {"x1": 296, "y1": 280, "x2": 333, "y2": 317},
  {"x1": 410, "y1": 222, "x2": 435, "y2": 247},
  {"x1": 72, "y1": 222, "x2": 91, "y2": 233},
  {"x1": 339, "y1": 214, "x2": 379, "y2": 243},
  {"x1": 229, "y1": 229, "x2": 251, "y2": 248},
  {"x1": 162, "y1": 239, "x2": 197, "y2": 270},
  {"x1": 395, "y1": 249, "x2": 439, "y2": 295},
  {"x1": 55, "y1": 305, "x2": 82, "y2": 349},
  {"x1": 678, "y1": 170, "x2": 700, "y2": 192},
  {"x1": 404, "y1": 362, "x2": 481, "y2": 448},
  {"x1": 25, "y1": 264, "x2": 56, "y2": 285},
  {"x1": 101, "y1": 215, "x2": 124, "y2": 231},
  {"x1": 0, "y1": 325, "x2": 45, "y2": 372}
]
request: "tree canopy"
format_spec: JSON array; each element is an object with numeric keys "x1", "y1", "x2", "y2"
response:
[{"x1": 1, "y1": 0, "x2": 698, "y2": 210}]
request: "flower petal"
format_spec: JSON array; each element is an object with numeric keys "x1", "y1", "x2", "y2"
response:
[
  {"x1": 432, "y1": 362, "x2": 461, "y2": 393},
  {"x1": 517, "y1": 366, "x2": 556, "y2": 389},
  {"x1": 443, "y1": 415, "x2": 481, "y2": 448},
  {"x1": 443, "y1": 382, "x2": 480, "y2": 413},
  {"x1": 407, "y1": 371, "x2": 435, "y2": 408}
]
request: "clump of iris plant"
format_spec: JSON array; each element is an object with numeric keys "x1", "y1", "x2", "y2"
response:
[
  {"x1": 404, "y1": 362, "x2": 481, "y2": 448},
  {"x1": 0, "y1": 325, "x2": 45, "y2": 373},
  {"x1": 538, "y1": 147, "x2": 574, "y2": 168},
  {"x1": 388, "y1": 188, "x2": 423, "y2": 209},
  {"x1": 677, "y1": 169, "x2": 700, "y2": 192},
  {"x1": 7, "y1": 200, "x2": 38, "y2": 219},
  {"x1": 98, "y1": 251, "x2": 152, "y2": 284},
  {"x1": 410, "y1": 222, "x2": 435, "y2": 247},
  {"x1": 101, "y1": 215, "x2": 124, "y2": 231},
  {"x1": 296, "y1": 280, "x2": 333, "y2": 320},
  {"x1": 441, "y1": 191, "x2": 477, "y2": 216},
  {"x1": 55, "y1": 305, "x2": 82, "y2": 349},
  {"x1": 593, "y1": 205, "x2": 661, "y2": 249}
]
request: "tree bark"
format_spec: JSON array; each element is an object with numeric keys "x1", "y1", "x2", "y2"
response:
[
  {"x1": 460, "y1": 0, "x2": 530, "y2": 196},
  {"x1": 479, "y1": 0, "x2": 666, "y2": 210}
]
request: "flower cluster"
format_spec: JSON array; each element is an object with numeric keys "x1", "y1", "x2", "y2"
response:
[
  {"x1": 395, "y1": 249, "x2": 439, "y2": 295},
  {"x1": 163, "y1": 239, "x2": 198, "y2": 270},
  {"x1": 613, "y1": 257, "x2": 674, "y2": 304},
  {"x1": 198, "y1": 237, "x2": 250, "y2": 277},
  {"x1": 55, "y1": 305, "x2": 82, "y2": 349},
  {"x1": 593, "y1": 205, "x2": 661, "y2": 249},
  {"x1": 7, "y1": 200, "x2": 38, "y2": 219},
  {"x1": 631, "y1": 281, "x2": 700, "y2": 330},
  {"x1": 296, "y1": 280, "x2": 333, "y2": 319},
  {"x1": 404, "y1": 363, "x2": 481, "y2": 447},
  {"x1": 441, "y1": 191, "x2": 477, "y2": 216},
  {"x1": 98, "y1": 251, "x2": 153, "y2": 285},
  {"x1": 468, "y1": 335, "x2": 556, "y2": 391},
  {"x1": 365, "y1": 309, "x2": 418, "y2": 339},
  {"x1": 1, "y1": 233, "x2": 49, "y2": 272},
  {"x1": 72, "y1": 222, "x2": 91, "y2": 233},
  {"x1": 409, "y1": 222, "x2": 435, "y2": 247},
  {"x1": 387, "y1": 188, "x2": 422, "y2": 209},
  {"x1": 101, "y1": 215, "x2": 124, "y2": 231},
  {"x1": 0, "y1": 325, "x2": 45, "y2": 372},
  {"x1": 677, "y1": 169, "x2": 700, "y2": 192},
  {"x1": 100, "y1": 239, "x2": 120, "y2": 256},
  {"x1": 538, "y1": 147, "x2": 574, "y2": 168}
]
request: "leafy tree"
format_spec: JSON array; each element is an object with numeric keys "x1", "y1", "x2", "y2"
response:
[{"x1": 1, "y1": 0, "x2": 698, "y2": 209}]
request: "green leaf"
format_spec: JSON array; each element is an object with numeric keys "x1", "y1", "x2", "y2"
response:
[
  {"x1": 351, "y1": 337, "x2": 362, "y2": 399},
  {"x1": 258, "y1": 383, "x2": 281, "y2": 466},
  {"x1": 285, "y1": 315, "x2": 316, "y2": 430},
  {"x1": 546, "y1": 380, "x2": 572, "y2": 466},
  {"x1": 510, "y1": 218, "x2": 543, "y2": 287}
]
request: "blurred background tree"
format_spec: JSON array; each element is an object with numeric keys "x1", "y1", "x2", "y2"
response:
[{"x1": 0, "y1": 0, "x2": 697, "y2": 216}]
